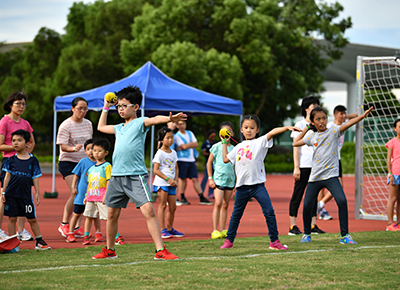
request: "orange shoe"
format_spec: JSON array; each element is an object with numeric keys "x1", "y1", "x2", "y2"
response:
[
  {"x1": 58, "y1": 223, "x2": 69, "y2": 237},
  {"x1": 74, "y1": 227, "x2": 85, "y2": 237},
  {"x1": 66, "y1": 233, "x2": 76, "y2": 243},
  {"x1": 92, "y1": 246, "x2": 117, "y2": 259},
  {"x1": 95, "y1": 232, "x2": 104, "y2": 242},
  {"x1": 115, "y1": 236, "x2": 125, "y2": 245},
  {"x1": 82, "y1": 235, "x2": 91, "y2": 245},
  {"x1": 154, "y1": 246, "x2": 179, "y2": 260},
  {"x1": 386, "y1": 223, "x2": 400, "y2": 231}
]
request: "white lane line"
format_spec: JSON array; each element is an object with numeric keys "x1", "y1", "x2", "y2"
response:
[{"x1": 1, "y1": 245, "x2": 399, "y2": 274}]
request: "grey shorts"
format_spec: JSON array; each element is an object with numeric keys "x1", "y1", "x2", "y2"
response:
[{"x1": 105, "y1": 175, "x2": 152, "y2": 209}]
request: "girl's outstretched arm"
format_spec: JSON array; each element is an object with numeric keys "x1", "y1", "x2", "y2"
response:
[
  {"x1": 266, "y1": 126, "x2": 301, "y2": 141},
  {"x1": 340, "y1": 107, "x2": 373, "y2": 133},
  {"x1": 293, "y1": 126, "x2": 308, "y2": 147}
]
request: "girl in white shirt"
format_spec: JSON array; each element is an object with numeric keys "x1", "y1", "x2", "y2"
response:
[
  {"x1": 153, "y1": 127, "x2": 184, "y2": 239},
  {"x1": 220, "y1": 115, "x2": 300, "y2": 250}
]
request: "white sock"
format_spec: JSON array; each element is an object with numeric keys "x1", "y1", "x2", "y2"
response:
[{"x1": 319, "y1": 201, "x2": 325, "y2": 209}]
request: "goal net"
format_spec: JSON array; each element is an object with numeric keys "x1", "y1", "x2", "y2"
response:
[{"x1": 355, "y1": 56, "x2": 400, "y2": 220}]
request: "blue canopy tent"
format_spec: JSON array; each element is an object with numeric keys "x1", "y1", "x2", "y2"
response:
[{"x1": 52, "y1": 61, "x2": 243, "y2": 192}]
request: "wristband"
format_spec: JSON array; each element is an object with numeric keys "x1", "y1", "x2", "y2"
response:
[
  {"x1": 165, "y1": 177, "x2": 169, "y2": 181},
  {"x1": 103, "y1": 106, "x2": 110, "y2": 111},
  {"x1": 221, "y1": 139, "x2": 227, "y2": 144},
  {"x1": 1, "y1": 192, "x2": 5, "y2": 195},
  {"x1": 388, "y1": 173, "x2": 392, "y2": 177},
  {"x1": 72, "y1": 146, "x2": 76, "y2": 152},
  {"x1": 306, "y1": 124, "x2": 310, "y2": 129},
  {"x1": 208, "y1": 177, "x2": 213, "y2": 180}
]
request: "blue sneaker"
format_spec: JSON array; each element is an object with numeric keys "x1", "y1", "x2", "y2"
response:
[
  {"x1": 169, "y1": 228, "x2": 184, "y2": 238},
  {"x1": 161, "y1": 228, "x2": 172, "y2": 239},
  {"x1": 340, "y1": 234, "x2": 357, "y2": 244},
  {"x1": 300, "y1": 234, "x2": 311, "y2": 243}
]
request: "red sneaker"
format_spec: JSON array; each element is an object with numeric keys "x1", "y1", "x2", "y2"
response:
[
  {"x1": 115, "y1": 236, "x2": 125, "y2": 245},
  {"x1": 66, "y1": 233, "x2": 76, "y2": 243},
  {"x1": 82, "y1": 235, "x2": 91, "y2": 245},
  {"x1": 92, "y1": 247, "x2": 118, "y2": 259},
  {"x1": 95, "y1": 232, "x2": 104, "y2": 242},
  {"x1": 154, "y1": 246, "x2": 179, "y2": 260},
  {"x1": 74, "y1": 227, "x2": 85, "y2": 237},
  {"x1": 58, "y1": 223, "x2": 69, "y2": 237}
]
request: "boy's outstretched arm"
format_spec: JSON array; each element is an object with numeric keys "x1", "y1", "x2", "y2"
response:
[
  {"x1": 98, "y1": 95, "x2": 116, "y2": 134},
  {"x1": 340, "y1": 107, "x2": 373, "y2": 133},
  {"x1": 293, "y1": 126, "x2": 308, "y2": 147},
  {"x1": 266, "y1": 126, "x2": 301, "y2": 141},
  {"x1": 144, "y1": 112, "x2": 187, "y2": 127}
]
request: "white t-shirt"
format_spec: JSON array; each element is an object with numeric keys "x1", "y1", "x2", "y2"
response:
[
  {"x1": 174, "y1": 130, "x2": 197, "y2": 162},
  {"x1": 227, "y1": 134, "x2": 273, "y2": 187},
  {"x1": 327, "y1": 121, "x2": 344, "y2": 159},
  {"x1": 152, "y1": 149, "x2": 178, "y2": 186},
  {"x1": 290, "y1": 119, "x2": 313, "y2": 168}
]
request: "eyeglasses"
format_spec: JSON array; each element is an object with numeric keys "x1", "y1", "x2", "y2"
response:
[
  {"x1": 115, "y1": 104, "x2": 135, "y2": 110},
  {"x1": 13, "y1": 102, "x2": 27, "y2": 107},
  {"x1": 74, "y1": 107, "x2": 88, "y2": 112}
]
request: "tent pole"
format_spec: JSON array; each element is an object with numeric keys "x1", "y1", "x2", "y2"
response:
[
  {"x1": 52, "y1": 110, "x2": 57, "y2": 193},
  {"x1": 150, "y1": 125, "x2": 154, "y2": 186}
]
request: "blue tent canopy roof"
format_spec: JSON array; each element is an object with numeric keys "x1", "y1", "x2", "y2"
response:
[{"x1": 54, "y1": 61, "x2": 243, "y2": 116}]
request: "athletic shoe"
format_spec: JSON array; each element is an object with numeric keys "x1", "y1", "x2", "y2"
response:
[
  {"x1": 311, "y1": 224, "x2": 326, "y2": 234},
  {"x1": 154, "y1": 246, "x2": 179, "y2": 260},
  {"x1": 58, "y1": 223, "x2": 69, "y2": 237},
  {"x1": 221, "y1": 229, "x2": 228, "y2": 238},
  {"x1": 220, "y1": 239, "x2": 233, "y2": 249},
  {"x1": 288, "y1": 225, "x2": 302, "y2": 235},
  {"x1": 95, "y1": 232, "x2": 104, "y2": 242},
  {"x1": 115, "y1": 236, "x2": 126, "y2": 245},
  {"x1": 35, "y1": 240, "x2": 51, "y2": 250},
  {"x1": 269, "y1": 239, "x2": 288, "y2": 250},
  {"x1": 161, "y1": 228, "x2": 172, "y2": 239},
  {"x1": 169, "y1": 228, "x2": 184, "y2": 238},
  {"x1": 0, "y1": 229, "x2": 9, "y2": 241},
  {"x1": 319, "y1": 209, "x2": 333, "y2": 220},
  {"x1": 92, "y1": 247, "x2": 118, "y2": 259},
  {"x1": 300, "y1": 234, "x2": 311, "y2": 243},
  {"x1": 176, "y1": 199, "x2": 183, "y2": 206},
  {"x1": 82, "y1": 235, "x2": 90, "y2": 245},
  {"x1": 66, "y1": 233, "x2": 76, "y2": 243},
  {"x1": 386, "y1": 223, "x2": 400, "y2": 231},
  {"x1": 18, "y1": 228, "x2": 34, "y2": 241},
  {"x1": 74, "y1": 227, "x2": 85, "y2": 237},
  {"x1": 211, "y1": 230, "x2": 222, "y2": 239},
  {"x1": 180, "y1": 196, "x2": 190, "y2": 205},
  {"x1": 199, "y1": 196, "x2": 213, "y2": 205},
  {"x1": 340, "y1": 234, "x2": 357, "y2": 244}
]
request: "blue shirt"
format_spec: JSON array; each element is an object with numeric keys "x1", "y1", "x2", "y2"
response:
[
  {"x1": 112, "y1": 117, "x2": 150, "y2": 176},
  {"x1": 72, "y1": 157, "x2": 96, "y2": 205},
  {"x1": 3, "y1": 154, "x2": 42, "y2": 199},
  {"x1": 210, "y1": 142, "x2": 235, "y2": 188}
]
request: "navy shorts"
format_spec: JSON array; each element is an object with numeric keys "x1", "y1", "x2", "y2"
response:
[
  {"x1": 74, "y1": 204, "x2": 85, "y2": 214},
  {"x1": 58, "y1": 161, "x2": 78, "y2": 179},
  {"x1": 177, "y1": 161, "x2": 198, "y2": 179},
  {"x1": 4, "y1": 196, "x2": 37, "y2": 219}
]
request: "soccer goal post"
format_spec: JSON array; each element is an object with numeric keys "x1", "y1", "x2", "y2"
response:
[{"x1": 355, "y1": 55, "x2": 400, "y2": 220}]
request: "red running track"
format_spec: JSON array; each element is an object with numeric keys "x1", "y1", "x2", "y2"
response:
[{"x1": 3, "y1": 174, "x2": 386, "y2": 250}]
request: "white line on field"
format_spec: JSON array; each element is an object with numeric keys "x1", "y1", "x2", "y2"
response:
[{"x1": 1, "y1": 245, "x2": 399, "y2": 274}]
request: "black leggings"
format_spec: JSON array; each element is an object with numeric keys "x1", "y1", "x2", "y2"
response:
[{"x1": 289, "y1": 168, "x2": 317, "y2": 217}]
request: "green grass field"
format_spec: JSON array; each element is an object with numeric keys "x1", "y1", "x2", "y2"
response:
[{"x1": 1, "y1": 231, "x2": 400, "y2": 289}]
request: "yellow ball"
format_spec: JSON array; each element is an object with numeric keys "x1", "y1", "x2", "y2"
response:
[
  {"x1": 219, "y1": 128, "x2": 231, "y2": 139},
  {"x1": 105, "y1": 92, "x2": 117, "y2": 103}
]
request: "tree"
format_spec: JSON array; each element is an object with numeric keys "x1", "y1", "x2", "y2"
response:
[{"x1": 121, "y1": 0, "x2": 351, "y2": 131}]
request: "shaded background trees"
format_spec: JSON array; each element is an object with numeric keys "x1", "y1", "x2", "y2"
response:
[{"x1": 0, "y1": 0, "x2": 351, "y2": 153}]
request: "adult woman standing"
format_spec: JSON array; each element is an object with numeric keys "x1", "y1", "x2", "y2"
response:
[
  {"x1": 57, "y1": 97, "x2": 93, "y2": 237},
  {"x1": 0, "y1": 91, "x2": 35, "y2": 241}
]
